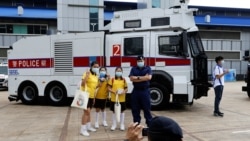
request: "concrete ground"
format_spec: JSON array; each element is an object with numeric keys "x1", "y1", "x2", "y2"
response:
[{"x1": 1, "y1": 81, "x2": 250, "y2": 141}]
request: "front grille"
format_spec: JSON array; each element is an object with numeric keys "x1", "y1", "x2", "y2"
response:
[{"x1": 0, "y1": 79, "x2": 4, "y2": 82}]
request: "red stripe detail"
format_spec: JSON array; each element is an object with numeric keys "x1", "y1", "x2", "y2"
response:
[
  {"x1": 73, "y1": 57, "x2": 89, "y2": 67},
  {"x1": 110, "y1": 57, "x2": 190, "y2": 66},
  {"x1": 73, "y1": 56, "x2": 105, "y2": 67},
  {"x1": 8, "y1": 58, "x2": 53, "y2": 68},
  {"x1": 96, "y1": 56, "x2": 105, "y2": 67}
]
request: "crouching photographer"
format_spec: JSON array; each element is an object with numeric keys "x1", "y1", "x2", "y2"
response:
[{"x1": 124, "y1": 116, "x2": 183, "y2": 141}]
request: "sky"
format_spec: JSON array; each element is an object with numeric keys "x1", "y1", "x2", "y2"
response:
[{"x1": 105, "y1": 0, "x2": 250, "y2": 9}]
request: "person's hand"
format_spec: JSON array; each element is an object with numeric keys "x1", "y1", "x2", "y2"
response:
[
  {"x1": 125, "y1": 122, "x2": 144, "y2": 141},
  {"x1": 116, "y1": 89, "x2": 124, "y2": 95},
  {"x1": 100, "y1": 77, "x2": 105, "y2": 81},
  {"x1": 132, "y1": 76, "x2": 138, "y2": 80},
  {"x1": 107, "y1": 74, "x2": 111, "y2": 80},
  {"x1": 86, "y1": 69, "x2": 90, "y2": 78},
  {"x1": 224, "y1": 69, "x2": 229, "y2": 74},
  {"x1": 122, "y1": 90, "x2": 126, "y2": 95}
]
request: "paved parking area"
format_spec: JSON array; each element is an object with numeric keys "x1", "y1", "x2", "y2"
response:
[{"x1": 1, "y1": 81, "x2": 250, "y2": 141}]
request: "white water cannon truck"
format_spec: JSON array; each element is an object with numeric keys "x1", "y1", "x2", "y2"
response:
[{"x1": 8, "y1": 0, "x2": 211, "y2": 109}]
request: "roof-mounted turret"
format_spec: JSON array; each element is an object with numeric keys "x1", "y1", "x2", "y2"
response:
[{"x1": 107, "y1": 0, "x2": 197, "y2": 33}]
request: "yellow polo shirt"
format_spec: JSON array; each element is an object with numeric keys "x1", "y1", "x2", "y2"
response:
[
  {"x1": 108, "y1": 78, "x2": 128, "y2": 102},
  {"x1": 81, "y1": 72, "x2": 98, "y2": 98},
  {"x1": 95, "y1": 80, "x2": 108, "y2": 99}
]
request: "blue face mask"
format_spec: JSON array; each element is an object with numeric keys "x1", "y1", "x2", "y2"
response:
[
  {"x1": 99, "y1": 71, "x2": 106, "y2": 78},
  {"x1": 91, "y1": 68, "x2": 99, "y2": 74},
  {"x1": 137, "y1": 62, "x2": 144, "y2": 67},
  {"x1": 115, "y1": 72, "x2": 122, "y2": 77}
]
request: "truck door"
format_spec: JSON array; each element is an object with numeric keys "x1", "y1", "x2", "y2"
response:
[
  {"x1": 187, "y1": 31, "x2": 210, "y2": 99},
  {"x1": 105, "y1": 32, "x2": 150, "y2": 93}
]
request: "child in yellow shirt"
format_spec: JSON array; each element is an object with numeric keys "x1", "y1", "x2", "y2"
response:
[
  {"x1": 80, "y1": 61, "x2": 99, "y2": 136},
  {"x1": 108, "y1": 67, "x2": 128, "y2": 131},
  {"x1": 94, "y1": 67, "x2": 109, "y2": 128}
]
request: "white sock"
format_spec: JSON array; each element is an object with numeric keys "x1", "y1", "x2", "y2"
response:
[
  {"x1": 95, "y1": 112, "x2": 99, "y2": 123},
  {"x1": 87, "y1": 122, "x2": 91, "y2": 128},
  {"x1": 102, "y1": 111, "x2": 107, "y2": 122},
  {"x1": 81, "y1": 124, "x2": 87, "y2": 131},
  {"x1": 112, "y1": 113, "x2": 116, "y2": 126},
  {"x1": 120, "y1": 113, "x2": 125, "y2": 125}
]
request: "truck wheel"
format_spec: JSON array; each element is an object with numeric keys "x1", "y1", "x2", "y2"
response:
[
  {"x1": 150, "y1": 82, "x2": 170, "y2": 110},
  {"x1": 47, "y1": 84, "x2": 67, "y2": 106},
  {"x1": 19, "y1": 83, "x2": 38, "y2": 105}
]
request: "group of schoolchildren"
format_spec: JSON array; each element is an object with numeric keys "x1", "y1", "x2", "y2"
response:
[{"x1": 80, "y1": 61, "x2": 128, "y2": 137}]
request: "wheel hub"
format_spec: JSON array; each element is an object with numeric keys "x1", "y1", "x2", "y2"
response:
[
  {"x1": 50, "y1": 86, "x2": 63, "y2": 102},
  {"x1": 150, "y1": 88, "x2": 163, "y2": 106}
]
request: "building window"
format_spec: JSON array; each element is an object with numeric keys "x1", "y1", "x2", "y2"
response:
[
  {"x1": 0, "y1": 25, "x2": 6, "y2": 33},
  {"x1": 0, "y1": 24, "x2": 13, "y2": 33},
  {"x1": 89, "y1": 0, "x2": 99, "y2": 31},
  {"x1": 124, "y1": 37, "x2": 143, "y2": 56},
  {"x1": 0, "y1": 24, "x2": 47, "y2": 34},
  {"x1": 27, "y1": 25, "x2": 47, "y2": 34},
  {"x1": 199, "y1": 31, "x2": 240, "y2": 40},
  {"x1": 152, "y1": 0, "x2": 161, "y2": 8},
  {"x1": 159, "y1": 36, "x2": 180, "y2": 56},
  {"x1": 13, "y1": 25, "x2": 27, "y2": 34}
]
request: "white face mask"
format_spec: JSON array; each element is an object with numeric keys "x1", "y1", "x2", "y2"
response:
[
  {"x1": 91, "y1": 68, "x2": 99, "y2": 74},
  {"x1": 115, "y1": 72, "x2": 122, "y2": 77},
  {"x1": 221, "y1": 60, "x2": 225, "y2": 64}
]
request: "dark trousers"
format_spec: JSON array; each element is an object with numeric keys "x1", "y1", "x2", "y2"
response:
[
  {"x1": 131, "y1": 89, "x2": 152, "y2": 126},
  {"x1": 214, "y1": 85, "x2": 224, "y2": 113}
]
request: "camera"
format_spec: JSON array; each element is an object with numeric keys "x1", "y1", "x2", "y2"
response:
[{"x1": 142, "y1": 128, "x2": 148, "y2": 136}]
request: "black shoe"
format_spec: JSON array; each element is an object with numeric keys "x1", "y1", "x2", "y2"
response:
[
  {"x1": 218, "y1": 111, "x2": 224, "y2": 115},
  {"x1": 214, "y1": 112, "x2": 223, "y2": 117}
]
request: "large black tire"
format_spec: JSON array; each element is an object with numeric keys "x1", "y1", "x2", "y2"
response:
[
  {"x1": 19, "y1": 82, "x2": 38, "y2": 105},
  {"x1": 150, "y1": 82, "x2": 170, "y2": 110},
  {"x1": 46, "y1": 83, "x2": 67, "y2": 106}
]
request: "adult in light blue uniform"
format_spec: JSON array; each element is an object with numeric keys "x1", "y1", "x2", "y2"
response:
[{"x1": 129, "y1": 55, "x2": 153, "y2": 126}]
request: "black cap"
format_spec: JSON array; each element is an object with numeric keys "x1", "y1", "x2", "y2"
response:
[
  {"x1": 137, "y1": 55, "x2": 144, "y2": 61},
  {"x1": 148, "y1": 116, "x2": 183, "y2": 140}
]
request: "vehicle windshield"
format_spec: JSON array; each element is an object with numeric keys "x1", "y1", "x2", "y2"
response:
[
  {"x1": 0, "y1": 66, "x2": 8, "y2": 75},
  {"x1": 187, "y1": 32, "x2": 205, "y2": 56}
]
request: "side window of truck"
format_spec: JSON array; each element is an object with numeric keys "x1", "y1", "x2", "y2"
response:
[
  {"x1": 158, "y1": 36, "x2": 180, "y2": 56},
  {"x1": 124, "y1": 37, "x2": 143, "y2": 56}
]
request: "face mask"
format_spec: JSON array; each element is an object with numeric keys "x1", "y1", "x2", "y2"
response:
[
  {"x1": 137, "y1": 62, "x2": 144, "y2": 67},
  {"x1": 221, "y1": 60, "x2": 225, "y2": 64},
  {"x1": 115, "y1": 72, "x2": 122, "y2": 77},
  {"x1": 99, "y1": 71, "x2": 106, "y2": 78},
  {"x1": 91, "y1": 68, "x2": 99, "y2": 74}
]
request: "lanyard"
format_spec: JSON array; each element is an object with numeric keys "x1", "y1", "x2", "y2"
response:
[{"x1": 214, "y1": 65, "x2": 222, "y2": 85}]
